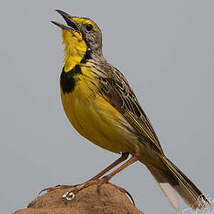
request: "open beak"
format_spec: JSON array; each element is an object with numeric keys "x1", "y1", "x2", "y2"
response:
[{"x1": 51, "y1": 10, "x2": 80, "y2": 33}]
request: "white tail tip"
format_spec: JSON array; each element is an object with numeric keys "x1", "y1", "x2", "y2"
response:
[{"x1": 160, "y1": 183, "x2": 179, "y2": 211}]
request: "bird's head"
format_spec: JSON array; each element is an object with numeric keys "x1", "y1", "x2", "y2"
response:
[{"x1": 52, "y1": 10, "x2": 103, "y2": 72}]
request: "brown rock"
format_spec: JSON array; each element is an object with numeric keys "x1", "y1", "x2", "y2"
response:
[{"x1": 14, "y1": 183, "x2": 143, "y2": 214}]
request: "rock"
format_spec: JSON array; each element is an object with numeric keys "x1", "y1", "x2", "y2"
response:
[{"x1": 14, "y1": 183, "x2": 143, "y2": 214}]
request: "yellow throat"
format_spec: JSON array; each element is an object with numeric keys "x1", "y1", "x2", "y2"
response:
[{"x1": 61, "y1": 29, "x2": 87, "y2": 72}]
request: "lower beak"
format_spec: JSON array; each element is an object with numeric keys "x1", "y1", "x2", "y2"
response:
[{"x1": 51, "y1": 10, "x2": 80, "y2": 33}]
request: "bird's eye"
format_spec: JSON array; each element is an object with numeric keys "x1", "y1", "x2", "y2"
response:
[{"x1": 86, "y1": 24, "x2": 93, "y2": 31}]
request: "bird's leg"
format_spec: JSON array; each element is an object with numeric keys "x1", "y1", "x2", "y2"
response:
[
  {"x1": 63, "y1": 155, "x2": 138, "y2": 201},
  {"x1": 89, "y1": 152, "x2": 129, "y2": 180},
  {"x1": 39, "y1": 153, "x2": 129, "y2": 194},
  {"x1": 98, "y1": 155, "x2": 138, "y2": 183}
]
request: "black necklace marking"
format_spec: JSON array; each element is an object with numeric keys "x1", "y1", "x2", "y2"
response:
[
  {"x1": 80, "y1": 32, "x2": 92, "y2": 63},
  {"x1": 80, "y1": 47, "x2": 92, "y2": 64},
  {"x1": 60, "y1": 65, "x2": 82, "y2": 94}
]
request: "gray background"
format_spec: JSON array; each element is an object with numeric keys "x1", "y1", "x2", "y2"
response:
[{"x1": 0, "y1": 0, "x2": 213, "y2": 213}]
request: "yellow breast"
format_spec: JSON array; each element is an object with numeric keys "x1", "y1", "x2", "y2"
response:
[{"x1": 60, "y1": 67, "x2": 137, "y2": 154}]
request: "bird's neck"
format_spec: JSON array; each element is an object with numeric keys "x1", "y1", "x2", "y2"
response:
[
  {"x1": 62, "y1": 30, "x2": 105, "y2": 72},
  {"x1": 62, "y1": 30, "x2": 87, "y2": 72}
]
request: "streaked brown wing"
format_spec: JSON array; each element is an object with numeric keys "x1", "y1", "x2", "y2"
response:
[{"x1": 97, "y1": 65, "x2": 164, "y2": 154}]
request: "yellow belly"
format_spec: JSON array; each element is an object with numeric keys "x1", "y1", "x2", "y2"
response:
[{"x1": 60, "y1": 74, "x2": 137, "y2": 154}]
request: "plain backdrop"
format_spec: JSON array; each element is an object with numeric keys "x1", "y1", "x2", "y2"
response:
[{"x1": 0, "y1": 0, "x2": 213, "y2": 213}]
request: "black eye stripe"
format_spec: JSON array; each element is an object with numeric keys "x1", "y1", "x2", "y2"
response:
[{"x1": 86, "y1": 24, "x2": 93, "y2": 31}]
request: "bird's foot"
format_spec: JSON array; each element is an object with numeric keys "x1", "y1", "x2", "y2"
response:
[
  {"x1": 62, "y1": 176, "x2": 135, "y2": 205},
  {"x1": 62, "y1": 178, "x2": 102, "y2": 200},
  {"x1": 39, "y1": 184, "x2": 76, "y2": 195},
  {"x1": 39, "y1": 177, "x2": 135, "y2": 205}
]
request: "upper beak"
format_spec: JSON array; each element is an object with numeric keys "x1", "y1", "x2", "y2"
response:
[{"x1": 51, "y1": 10, "x2": 80, "y2": 33}]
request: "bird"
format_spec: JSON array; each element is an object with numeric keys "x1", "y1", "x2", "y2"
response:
[{"x1": 51, "y1": 10, "x2": 210, "y2": 211}]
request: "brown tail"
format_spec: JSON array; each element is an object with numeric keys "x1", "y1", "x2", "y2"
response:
[{"x1": 146, "y1": 156, "x2": 210, "y2": 211}]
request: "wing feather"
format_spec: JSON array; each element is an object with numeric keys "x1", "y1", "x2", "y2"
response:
[{"x1": 92, "y1": 62, "x2": 164, "y2": 154}]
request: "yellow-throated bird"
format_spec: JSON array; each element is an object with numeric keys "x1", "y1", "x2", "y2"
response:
[{"x1": 51, "y1": 10, "x2": 209, "y2": 211}]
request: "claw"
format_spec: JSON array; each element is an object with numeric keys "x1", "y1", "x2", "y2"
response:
[
  {"x1": 39, "y1": 185, "x2": 63, "y2": 195},
  {"x1": 38, "y1": 186, "x2": 53, "y2": 195},
  {"x1": 101, "y1": 183, "x2": 135, "y2": 205},
  {"x1": 38, "y1": 185, "x2": 74, "y2": 195},
  {"x1": 123, "y1": 189, "x2": 135, "y2": 206},
  {"x1": 96, "y1": 179, "x2": 135, "y2": 206}
]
